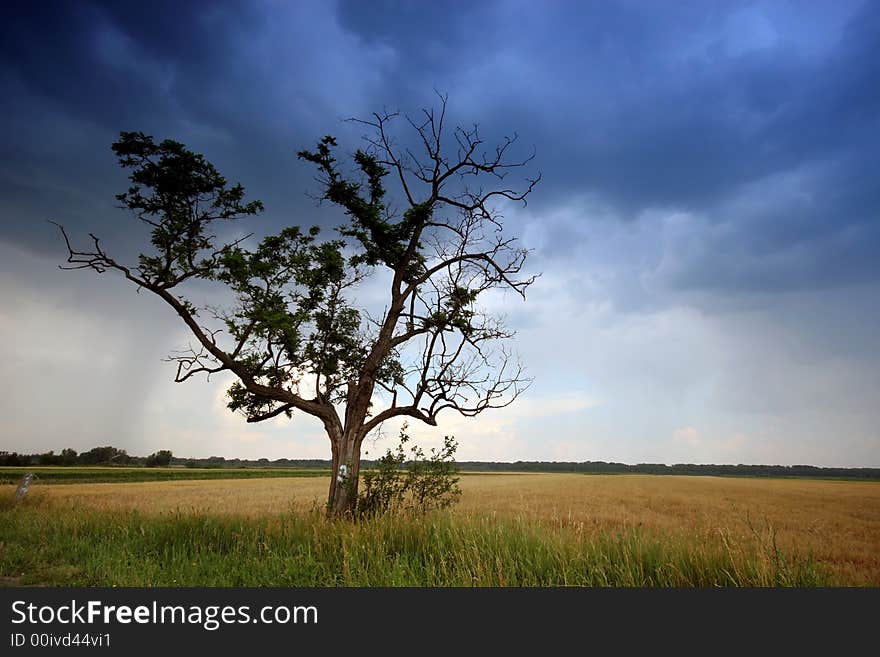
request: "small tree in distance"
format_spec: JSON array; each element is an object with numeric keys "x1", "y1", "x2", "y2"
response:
[
  {"x1": 55, "y1": 95, "x2": 539, "y2": 515},
  {"x1": 145, "y1": 450, "x2": 173, "y2": 467}
]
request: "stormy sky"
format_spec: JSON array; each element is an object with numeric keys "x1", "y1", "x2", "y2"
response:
[{"x1": 2, "y1": 0, "x2": 878, "y2": 467}]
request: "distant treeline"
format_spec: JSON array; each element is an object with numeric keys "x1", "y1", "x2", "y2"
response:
[
  {"x1": 0, "y1": 446, "x2": 171, "y2": 467},
  {"x1": 454, "y1": 461, "x2": 880, "y2": 480},
  {"x1": 1, "y1": 447, "x2": 878, "y2": 480},
  {"x1": 0, "y1": 447, "x2": 330, "y2": 470}
]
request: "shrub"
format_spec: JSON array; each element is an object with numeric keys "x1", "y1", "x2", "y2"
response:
[{"x1": 357, "y1": 424, "x2": 461, "y2": 517}]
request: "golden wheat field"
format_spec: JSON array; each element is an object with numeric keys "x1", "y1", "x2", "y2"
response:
[{"x1": 11, "y1": 473, "x2": 880, "y2": 585}]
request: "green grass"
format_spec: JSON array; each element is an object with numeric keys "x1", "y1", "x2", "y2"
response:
[
  {"x1": 0, "y1": 466, "x2": 329, "y2": 485},
  {"x1": 0, "y1": 494, "x2": 827, "y2": 587}
]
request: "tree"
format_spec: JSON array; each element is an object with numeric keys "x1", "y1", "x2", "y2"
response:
[
  {"x1": 77, "y1": 446, "x2": 129, "y2": 465},
  {"x1": 60, "y1": 448, "x2": 78, "y2": 465},
  {"x1": 145, "y1": 450, "x2": 173, "y2": 467},
  {"x1": 56, "y1": 95, "x2": 539, "y2": 515},
  {"x1": 38, "y1": 450, "x2": 61, "y2": 466}
]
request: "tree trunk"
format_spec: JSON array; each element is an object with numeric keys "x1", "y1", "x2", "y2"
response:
[
  {"x1": 326, "y1": 377, "x2": 373, "y2": 516},
  {"x1": 327, "y1": 429, "x2": 363, "y2": 516},
  {"x1": 327, "y1": 439, "x2": 340, "y2": 512}
]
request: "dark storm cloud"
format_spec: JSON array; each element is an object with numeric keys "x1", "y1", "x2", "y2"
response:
[
  {"x1": 335, "y1": 0, "x2": 879, "y2": 295},
  {"x1": 335, "y1": 0, "x2": 775, "y2": 209},
  {"x1": 1, "y1": 1, "x2": 373, "y2": 258},
  {"x1": 2, "y1": 1, "x2": 263, "y2": 254},
  {"x1": 2, "y1": 0, "x2": 877, "y2": 298},
  {"x1": 661, "y1": 150, "x2": 880, "y2": 297},
  {"x1": 0, "y1": 0, "x2": 264, "y2": 127}
]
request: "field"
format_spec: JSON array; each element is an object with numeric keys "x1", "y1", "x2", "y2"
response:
[{"x1": 2, "y1": 473, "x2": 878, "y2": 586}]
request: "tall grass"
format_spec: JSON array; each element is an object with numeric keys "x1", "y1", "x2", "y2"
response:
[{"x1": 0, "y1": 494, "x2": 825, "y2": 587}]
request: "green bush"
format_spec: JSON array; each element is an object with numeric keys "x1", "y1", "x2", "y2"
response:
[{"x1": 357, "y1": 425, "x2": 461, "y2": 517}]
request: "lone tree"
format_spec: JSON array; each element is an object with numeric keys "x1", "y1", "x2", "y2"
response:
[{"x1": 56, "y1": 96, "x2": 539, "y2": 514}]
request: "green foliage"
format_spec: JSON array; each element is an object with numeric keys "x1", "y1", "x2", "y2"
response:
[
  {"x1": 110, "y1": 132, "x2": 411, "y2": 421},
  {"x1": 216, "y1": 225, "x2": 374, "y2": 414},
  {"x1": 60, "y1": 448, "x2": 78, "y2": 466},
  {"x1": 24, "y1": 448, "x2": 78, "y2": 467},
  {"x1": 112, "y1": 132, "x2": 263, "y2": 287},
  {"x1": 296, "y1": 137, "x2": 427, "y2": 282},
  {"x1": 145, "y1": 450, "x2": 173, "y2": 467},
  {"x1": 357, "y1": 425, "x2": 461, "y2": 517},
  {"x1": 77, "y1": 446, "x2": 130, "y2": 466},
  {"x1": 38, "y1": 451, "x2": 58, "y2": 466}
]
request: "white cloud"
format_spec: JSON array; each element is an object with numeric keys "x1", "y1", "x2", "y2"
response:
[{"x1": 673, "y1": 426, "x2": 701, "y2": 448}]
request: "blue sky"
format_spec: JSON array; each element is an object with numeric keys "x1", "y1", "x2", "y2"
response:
[{"x1": 1, "y1": 0, "x2": 878, "y2": 466}]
